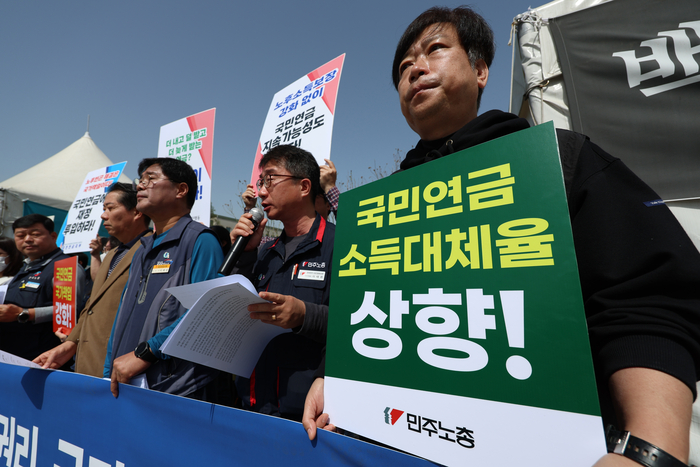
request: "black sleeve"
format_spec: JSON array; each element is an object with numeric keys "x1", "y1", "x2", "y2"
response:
[
  {"x1": 230, "y1": 249, "x2": 259, "y2": 281},
  {"x1": 567, "y1": 138, "x2": 700, "y2": 400},
  {"x1": 295, "y1": 302, "x2": 328, "y2": 344},
  {"x1": 314, "y1": 349, "x2": 325, "y2": 379}
]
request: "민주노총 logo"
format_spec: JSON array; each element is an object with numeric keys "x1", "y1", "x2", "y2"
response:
[
  {"x1": 383, "y1": 407, "x2": 476, "y2": 448},
  {"x1": 384, "y1": 407, "x2": 404, "y2": 425}
]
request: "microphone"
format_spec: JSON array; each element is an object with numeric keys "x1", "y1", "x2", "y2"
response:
[{"x1": 218, "y1": 207, "x2": 264, "y2": 276}]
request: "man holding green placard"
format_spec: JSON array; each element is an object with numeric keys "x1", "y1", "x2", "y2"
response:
[{"x1": 305, "y1": 7, "x2": 700, "y2": 467}]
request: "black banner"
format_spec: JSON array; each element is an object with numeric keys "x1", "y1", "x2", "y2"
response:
[{"x1": 550, "y1": 0, "x2": 700, "y2": 199}]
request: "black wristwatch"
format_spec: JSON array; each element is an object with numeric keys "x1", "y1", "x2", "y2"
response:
[
  {"x1": 134, "y1": 341, "x2": 158, "y2": 364},
  {"x1": 606, "y1": 425, "x2": 692, "y2": 467},
  {"x1": 17, "y1": 308, "x2": 30, "y2": 324}
]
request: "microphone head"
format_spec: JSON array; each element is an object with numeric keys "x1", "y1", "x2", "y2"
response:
[{"x1": 249, "y1": 207, "x2": 264, "y2": 225}]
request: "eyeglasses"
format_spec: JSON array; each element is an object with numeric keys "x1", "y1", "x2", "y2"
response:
[
  {"x1": 256, "y1": 174, "x2": 303, "y2": 190},
  {"x1": 133, "y1": 176, "x2": 171, "y2": 190}
]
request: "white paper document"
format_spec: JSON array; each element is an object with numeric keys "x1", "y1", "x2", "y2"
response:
[
  {"x1": 131, "y1": 374, "x2": 149, "y2": 389},
  {"x1": 161, "y1": 274, "x2": 289, "y2": 377},
  {"x1": 0, "y1": 350, "x2": 42, "y2": 369}
]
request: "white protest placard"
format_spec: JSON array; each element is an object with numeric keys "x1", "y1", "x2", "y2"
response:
[
  {"x1": 161, "y1": 275, "x2": 289, "y2": 377},
  {"x1": 250, "y1": 55, "x2": 345, "y2": 189},
  {"x1": 157, "y1": 108, "x2": 215, "y2": 226},
  {"x1": 57, "y1": 162, "x2": 127, "y2": 253}
]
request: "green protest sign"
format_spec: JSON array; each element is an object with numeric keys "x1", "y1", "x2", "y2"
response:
[{"x1": 325, "y1": 123, "x2": 605, "y2": 466}]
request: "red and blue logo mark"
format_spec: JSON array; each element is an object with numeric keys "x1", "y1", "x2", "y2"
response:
[{"x1": 384, "y1": 407, "x2": 404, "y2": 425}]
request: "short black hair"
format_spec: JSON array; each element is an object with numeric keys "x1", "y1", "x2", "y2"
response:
[
  {"x1": 0, "y1": 236, "x2": 23, "y2": 276},
  {"x1": 137, "y1": 158, "x2": 198, "y2": 209},
  {"x1": 108, "y1": 182, "x2": 151, "y2": 226},
  {"x1": 392, "y1": 6, "x2": 495, "y2": 109},
  {"x1": 13, "y1": 214, "x2": 54, "y2": 233},
  {"x1": 259, "y1": 145, "x2": 322, "y2": 201}
]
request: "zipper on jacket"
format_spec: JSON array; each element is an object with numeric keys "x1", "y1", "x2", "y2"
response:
[{"x1": 137, "y1": 270, "x2": 151, "y2": 304}]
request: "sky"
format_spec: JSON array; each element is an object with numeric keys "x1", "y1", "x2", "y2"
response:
[{"x1": 0, "y1": 0, "x2": 536, "y2": 220}]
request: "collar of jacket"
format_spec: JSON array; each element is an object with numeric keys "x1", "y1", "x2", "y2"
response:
[
  {"x1": 139, "y1": 214, "x2": 193, "y2": 252},
  {"x1": 267, "y1": 214, "x2": 328, "y2": 256},
  {"x1": 22, "y1": 248, "x2": 64, "y2": 272},
  {"x1": 399, "y1": 110, "x2": 530, "y2": 171}
]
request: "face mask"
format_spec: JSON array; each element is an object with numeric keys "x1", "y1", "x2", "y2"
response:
[{"x1": 0, "y1": 257, "x2": 7, "y2": 273}]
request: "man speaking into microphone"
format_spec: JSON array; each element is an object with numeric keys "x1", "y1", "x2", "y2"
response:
[{"x1": 230, "y1": 144, "x2": 335, "y2": 422}]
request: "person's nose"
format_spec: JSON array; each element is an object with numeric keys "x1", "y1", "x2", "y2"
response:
[{"x1": 409, "y1": 55, "x2": 429, "y2": 83}]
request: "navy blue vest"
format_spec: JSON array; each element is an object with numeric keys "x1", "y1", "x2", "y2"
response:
[
  {"x1": 110, "y1": 215, "x2": 217, "y2": 396},
  {"x1": 0, "y1": 249, "x2": 69, "y2": 360}
]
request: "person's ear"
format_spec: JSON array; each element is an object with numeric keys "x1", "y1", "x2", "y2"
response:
[
  {"x1": 175, "y1": 182, "x2": 189, "y2": 200},
  {"x1": 474, "y1": 59, "x2": 489, "y2": 89},
  {"x1": 299, "y1": 178, "x2": 312, "y2": 198}
]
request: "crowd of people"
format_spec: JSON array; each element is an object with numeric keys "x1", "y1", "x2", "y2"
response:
[
  {"x1": 1, "y1": 150, "x2": 339, "y2": 413},
  {"x1": 0, "y1": 6, "x2": 698, "y2": 466}
]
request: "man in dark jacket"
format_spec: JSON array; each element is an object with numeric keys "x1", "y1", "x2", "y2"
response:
[
  {"x1": 305, "y1": 8, "x2": 700, "y2": 467},
  {"x1": 233, "y1": 144, "x2": 334, "y2": 421},
  {"x1": 0, "y1": 214, "x2": 85, "y2": 361}
]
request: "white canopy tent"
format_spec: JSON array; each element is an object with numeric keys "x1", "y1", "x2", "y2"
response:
[{"x1": 0, "y1": 131, "x2": 130, "y2": 237}]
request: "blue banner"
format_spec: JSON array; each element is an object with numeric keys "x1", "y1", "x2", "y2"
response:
[{"x1": 0, "y1": 363, "x2": 436, "y2": 466}]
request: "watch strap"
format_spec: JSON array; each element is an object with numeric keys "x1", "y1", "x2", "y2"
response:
[
  {"x1": 606, "y1": 426, "x2": 692, "y2": 467},
  {"x1": 134, "y1": 341, "x2": 158, "y2": 364},
  {"x1": 17, "y1": 308, "x2": 30, "y2": 323}
]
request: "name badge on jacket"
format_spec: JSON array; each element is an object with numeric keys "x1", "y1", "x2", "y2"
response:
[
  {"x1": 152, "y1": 260, "x2": 172, "y2": 274},
  {"x1": 298, "y1": 270, "x2": 325, "y2": 281}
]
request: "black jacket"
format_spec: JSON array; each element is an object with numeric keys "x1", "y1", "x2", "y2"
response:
[
  {"x1": 1, "y1": 249, "x2": 71, "y2": 360},
  {"x1": 400, "y1": 110, "x2": 700, "y2": 420},
  {"x1": 235, "y1": 215, "x2": 335, "y2": 420}
]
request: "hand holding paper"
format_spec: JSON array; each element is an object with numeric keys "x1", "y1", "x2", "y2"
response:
[
  {"x1": 248, "y1": 291, "x2": 306, "y2": 328},
  {"x1": 160, "y1": 274, "x2": 290, "y2": 378}
]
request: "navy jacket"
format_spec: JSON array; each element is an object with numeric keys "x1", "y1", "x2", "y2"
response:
[
  {"x1": 236, "y1": 214, "x2": 334, "y2": 420},
  {"x1": 1, "y1": 249, "x2": 70, "y2": 360}
]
